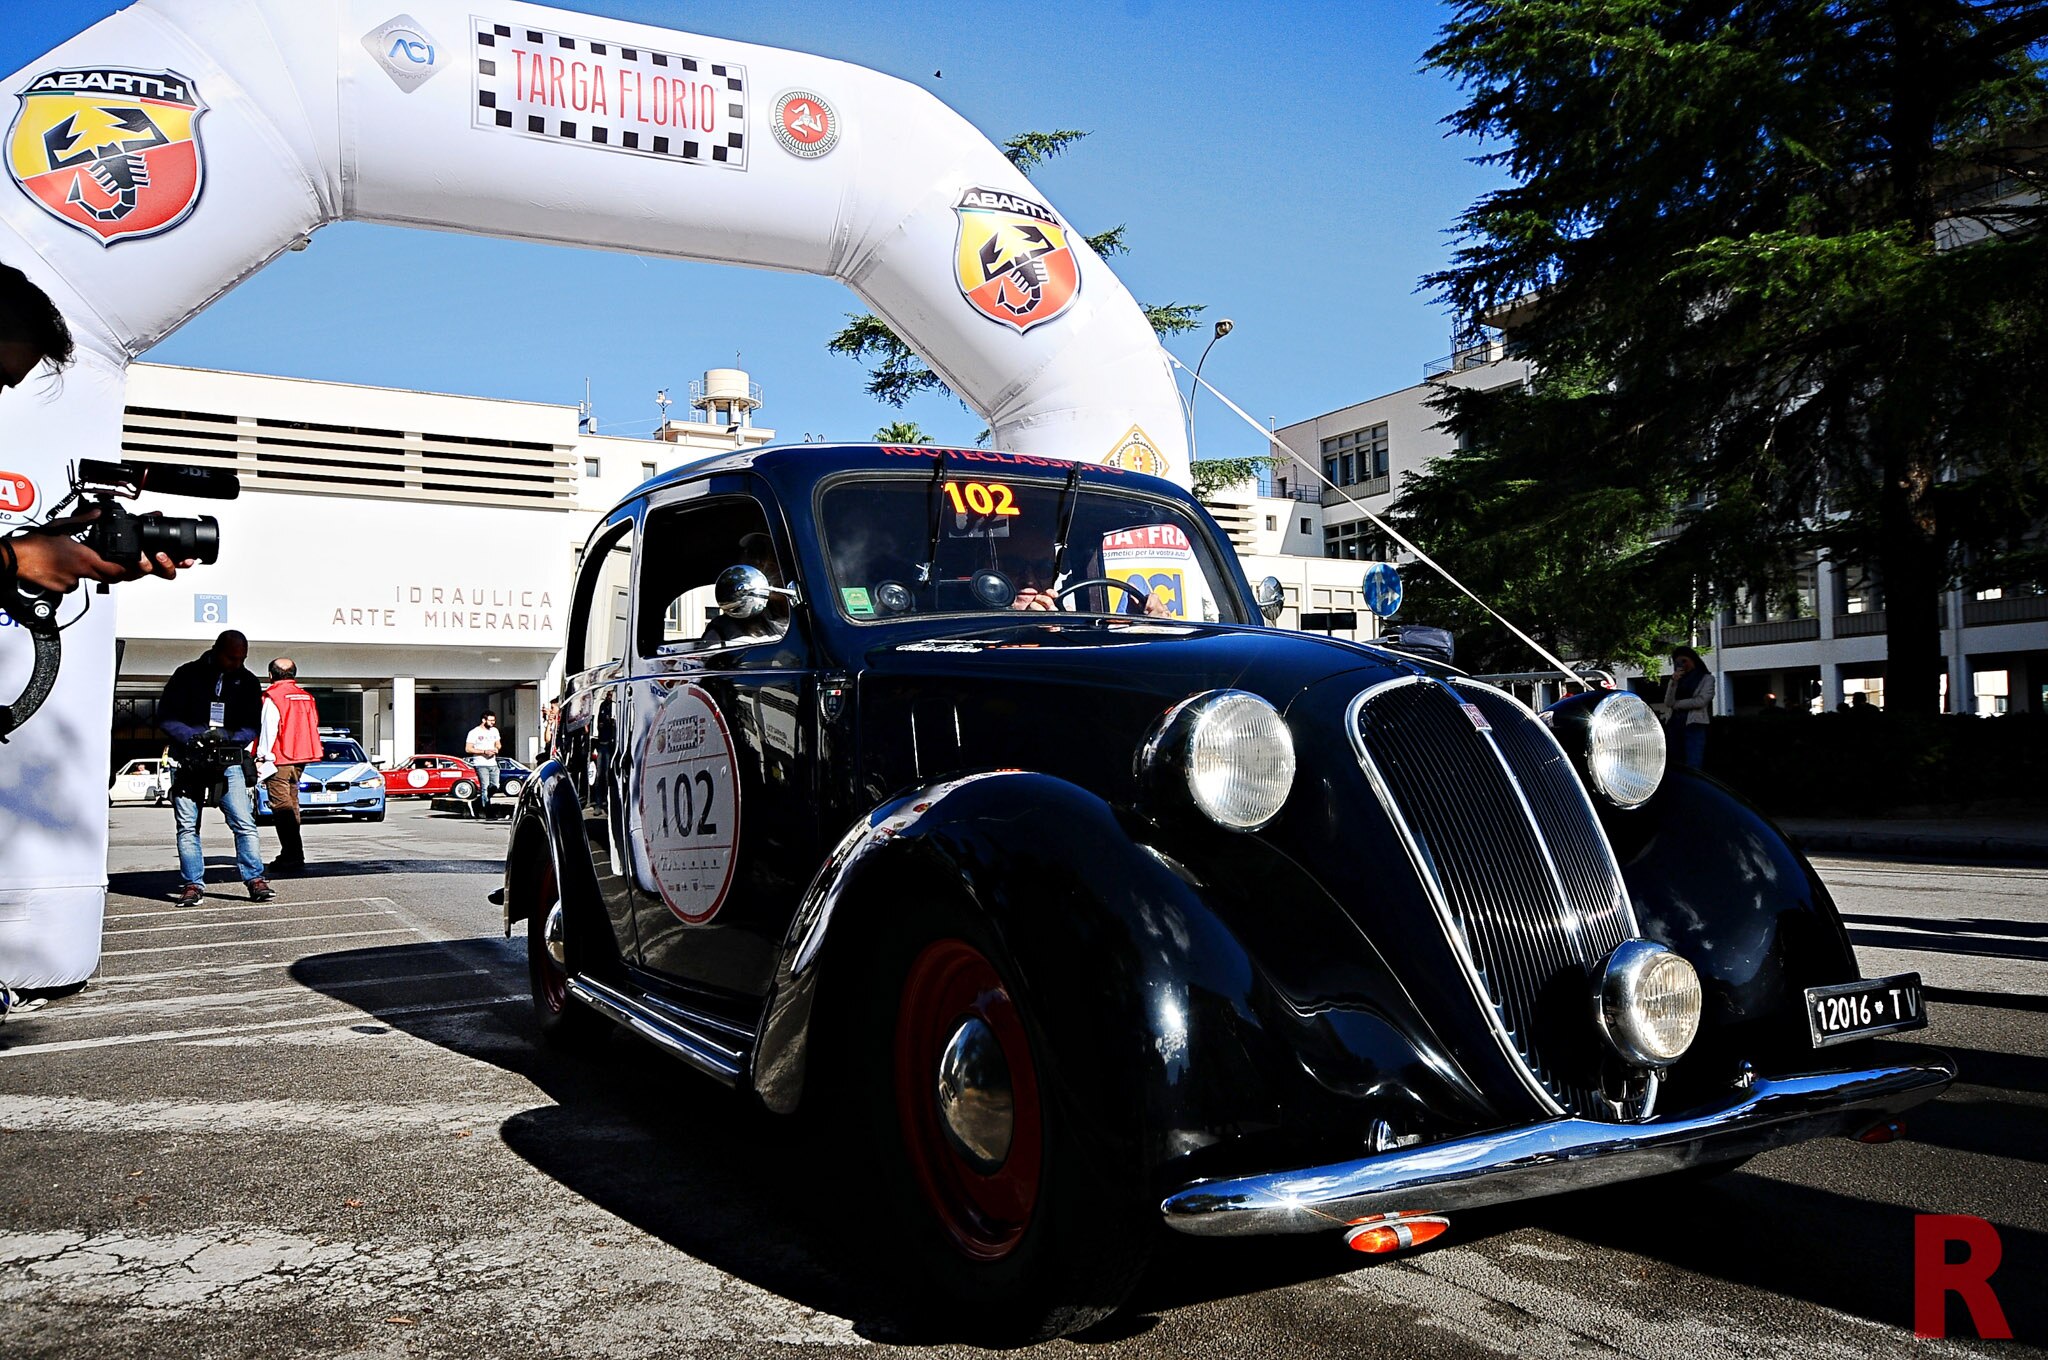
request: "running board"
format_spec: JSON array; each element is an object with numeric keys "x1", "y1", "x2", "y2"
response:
[{"x1": 566, "y1": 975, "x2": 747, "y2": 1085}]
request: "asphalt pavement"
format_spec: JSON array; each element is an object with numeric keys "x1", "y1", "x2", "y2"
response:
[{"x1": 1, "y1": 802, "x2": 2042, "y2": 1358}]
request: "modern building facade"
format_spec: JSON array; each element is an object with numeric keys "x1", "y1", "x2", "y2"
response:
[{"x1": 110, "y1": 361, "x2": 772, "y2": 769}]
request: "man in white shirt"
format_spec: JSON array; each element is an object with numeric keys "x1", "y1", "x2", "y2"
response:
[{"x1": 464, "y1": 710, "x2": 501, "y2": 813}]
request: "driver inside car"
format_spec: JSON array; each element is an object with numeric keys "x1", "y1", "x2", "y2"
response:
[{"x1": 1008, "y1": 522, "x2": 1171, "y2": 616}]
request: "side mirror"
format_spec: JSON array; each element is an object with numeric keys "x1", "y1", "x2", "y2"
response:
[
  {"x1": 1254, "y1": 575, "x2": 1285, "y2": 623},
  {"x1": 714, "y1": 565, "x2": 802, "y2": 618}
]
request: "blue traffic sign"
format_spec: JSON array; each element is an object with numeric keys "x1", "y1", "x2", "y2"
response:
[{"x1": 1362, "y1": 563, "x2": 1403, "y2": 618}]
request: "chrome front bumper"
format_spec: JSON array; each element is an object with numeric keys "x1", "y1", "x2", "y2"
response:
[{"x1": 1160, "y1": 1053, "x2": 1955, "y2": 1236}]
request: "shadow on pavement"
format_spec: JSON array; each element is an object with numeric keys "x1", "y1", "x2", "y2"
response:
[
  {"x1": 109, "y1": 860, "x2": 506, "y2": 900},
  {"x1": 288, "y1": 941, "x2": 2043, "y2": 1349}
]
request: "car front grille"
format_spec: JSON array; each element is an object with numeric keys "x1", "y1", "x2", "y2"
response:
[
  {"x1": 324, "y1": 780, "x2": 353, "y2": 791},
  {"x1": 1350, "y1": 677, "x2": 1636, "y2": 1116}
]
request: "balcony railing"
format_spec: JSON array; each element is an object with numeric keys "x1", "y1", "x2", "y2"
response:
[
  {"x1": 1424, "y1": 339, "x2": 1507, "y2": 378},
  {"x1": 1322, "y1": 474, "x2": 1390, "y2": 505},
  {"x1": 1963, "y1": 593, "x2": 2048, "y2": 626},
  {"x1": 1723, "y1": 618, "x2": 1821, "y2": 647}
]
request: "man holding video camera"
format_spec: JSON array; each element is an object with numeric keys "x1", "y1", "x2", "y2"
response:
[{"x1": 159, "y1": 630, "x2": 272, "y2": 904}]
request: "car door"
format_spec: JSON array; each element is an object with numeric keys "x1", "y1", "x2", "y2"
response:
[
  {"x1": 618, "y1": 480, "x2": 819, "y2": 1018},
  {"x1": 556, "y1": 512, "x2": 642, "y2": 967}
]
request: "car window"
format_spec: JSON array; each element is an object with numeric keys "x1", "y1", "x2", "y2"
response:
[
  {"x1": 568, "y1": 517, "x2": 635, "y2": 675},
  {"x1": 637, "y1": 495, "x2": 790, "y2": 658},
  {"x1": 323, "y1": 740, "x2": 368, "y2": 763},
  {"x1": 818, "y1": 471, "x2": 1241, "y2": 624}
]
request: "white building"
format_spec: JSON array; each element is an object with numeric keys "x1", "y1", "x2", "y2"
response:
[{"x1": 111, "y1": 362, "x2": 771, "y2": 769}]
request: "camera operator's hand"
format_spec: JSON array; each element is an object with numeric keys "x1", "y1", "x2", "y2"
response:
[{"x1": 9, "y1": 507, "x2": 195, "y2": 593}]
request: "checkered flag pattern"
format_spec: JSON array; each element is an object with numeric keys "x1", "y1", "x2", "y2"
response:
[{"x1": 472, "y1": 20, "x2": 748, "y2": 169}]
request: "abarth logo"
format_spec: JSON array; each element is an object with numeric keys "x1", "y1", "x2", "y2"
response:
[
  {"x1": 6, "y1": 67, "x2": 206, "y2": 245},
  {"x1": 953, "y1": 186, "x2": 1080, "y2": 335}
]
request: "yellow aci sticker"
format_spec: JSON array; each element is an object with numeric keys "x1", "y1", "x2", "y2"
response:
[{"x1": 1100, "y1": 424, "x2": 1169, "y2": 477}]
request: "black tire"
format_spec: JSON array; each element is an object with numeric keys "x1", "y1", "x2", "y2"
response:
[
  {"x1": 358, "y1": 807, "x2": 386, "y2": 823},
  {"x1": 145, "y1": 787, "x2": 165, "y2": 807},
  {"x1": 837, "y1": 898, "x2": 1152, "y2": 1343},
  {"x1": 452, "y1": 779, "x2": 478, "y2": 801},
  {"x1": 525, "y1": 851, "x2": 607, "y2": 1048}
]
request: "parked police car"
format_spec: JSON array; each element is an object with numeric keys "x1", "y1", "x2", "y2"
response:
[
  {"x1": 256, "y1": 730, "x2": 386, "y2": 821},
  {"x1": 498, "y1": 444, "x2": 1952, "y2": 1340}
]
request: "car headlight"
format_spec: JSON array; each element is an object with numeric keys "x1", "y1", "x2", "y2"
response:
[
  {"x1": 1595, "y1": 939, "x2": 1702, "y2": 1066},
  {"x1": 356, "y1": 776, "x2": 382, "y2": 787},
  {"x1": 1143, "y1": 689, "x2": 1295, "y2": 831},
  {"x1": 1586, "y1": 691, "x2": 1665, "y2": 808}
]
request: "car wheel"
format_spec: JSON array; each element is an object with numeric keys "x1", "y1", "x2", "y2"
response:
[
  {"x1": 503, "y1": 778, "x2": 525, "y2": 799},
  {"x1": 145, "y1": 787, "x2": 165, "y2": 806},
  {"x1": 359, "y1": 807, "x2": 386, "y2": 823},
  {"x1": 845, "y1": 901, "x2": 1151, "y2": 1342},
  {"x1": 526, "y1": 851, "x2": 605, "y2": 1048},
  {"x1": 452, "y1": 779, "x2": 477, "y2": 801}
]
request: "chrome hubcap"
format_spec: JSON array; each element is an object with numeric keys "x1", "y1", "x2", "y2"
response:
[
  {"x1": 935, "y1": 1015, "x2": 1014, "y2": 1172},
  {"x1": 543, "y1": 903, "x2": 567, "y2": 967}
]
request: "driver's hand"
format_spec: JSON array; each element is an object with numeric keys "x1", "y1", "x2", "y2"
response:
[
  {"x1": 1011, "y1": 588, "x2": 1059, "y2": 612},
  {"x1": 1143, "y1": 591, "x2": 1172, "y2": 618}
]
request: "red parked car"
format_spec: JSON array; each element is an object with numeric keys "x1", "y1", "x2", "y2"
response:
[{"x1": 382, "y1": 754, "x2": 482, "y2": 800}]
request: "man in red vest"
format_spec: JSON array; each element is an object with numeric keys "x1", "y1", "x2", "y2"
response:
[{"x1": 255, "y1": 657, "x2": 322, "y2": 875}]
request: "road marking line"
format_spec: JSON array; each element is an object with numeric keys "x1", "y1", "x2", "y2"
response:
[
  {"x1": 107, "y1": 910, "x2": 398, "y2": 937},
  {"x1": 101, "y1": 928, "x2": 417, "y2": 958},
  {"x1": 0, "y1": 993, "x2": 526, "y2": 1057},
  {"x1": 104, "y1": 897, "x2": 380, "y2": 920},
  {"x1": 93, "y1": 954, "x2": 515, "y2": 986},
  {"x1": 0, "y1": 1093, "x2": 542, "y2": 1135}
]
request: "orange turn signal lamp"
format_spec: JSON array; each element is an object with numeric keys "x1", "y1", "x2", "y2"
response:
[{"x1": 1343, "y1": 1210, "x2": 1450, "y2": 1255}]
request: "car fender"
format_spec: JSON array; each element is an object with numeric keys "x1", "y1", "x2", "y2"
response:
[
  {"x1": 751, "y1": 769, "x2": 1475, "y2": 1185},
  {"x1": 500, "y1": 762, "x2": 628, "y2": 978}
]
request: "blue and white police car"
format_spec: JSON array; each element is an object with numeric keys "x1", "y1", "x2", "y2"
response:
[{"x1": 255, "y1": 730, "x2": 387, "y2": 821}]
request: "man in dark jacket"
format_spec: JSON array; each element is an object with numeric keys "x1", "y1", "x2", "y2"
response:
[{"x1": 160, "y1": 630, "x2": 271, "y2": 903}]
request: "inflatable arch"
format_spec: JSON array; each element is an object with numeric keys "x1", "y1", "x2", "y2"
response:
[{"x1": 0, "y1": 0, "x2": 1188, "y2": 987}]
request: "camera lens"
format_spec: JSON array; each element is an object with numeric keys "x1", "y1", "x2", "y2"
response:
[{"x1": 138, "y1": 514, "x2": 220, "y2": 565}]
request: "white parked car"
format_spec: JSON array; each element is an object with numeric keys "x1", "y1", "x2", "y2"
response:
[{"x1": 109, "y1": 757, "x2": 175, "y2": 806}]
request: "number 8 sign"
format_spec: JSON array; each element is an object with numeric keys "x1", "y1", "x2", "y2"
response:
[{"x1": 638, "y1": 683, "x2": 741, "y2": 924}]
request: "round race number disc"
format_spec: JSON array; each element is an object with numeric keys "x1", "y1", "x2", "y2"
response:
[{"x1": 638, "y1": 683, "x2": 741, "y2": 924}]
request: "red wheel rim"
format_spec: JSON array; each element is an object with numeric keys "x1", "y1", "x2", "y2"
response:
[
  {"x1": 532, "y1": 859, "x2": 568, "y2": 1015},
  {"x1": 894, "y1": 937, "x2": 1044, "y2": 1261}
]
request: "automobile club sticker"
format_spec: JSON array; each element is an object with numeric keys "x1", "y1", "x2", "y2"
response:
[
  {"x1": 638, "y1": 683, "x2": 740, "y2": 924},
  {"x1": 772, "y1": 89, "x2": 839, "y2": 159},
  {"x1": 1099, "y1": 423, "x2": 1168, "y2": 477},
  {"x1": 953, "y1": 186, "x2": 1080, "y2": 334},
  {"x1": 6, "y1": 67, "x2": 208, "y2": 245}
]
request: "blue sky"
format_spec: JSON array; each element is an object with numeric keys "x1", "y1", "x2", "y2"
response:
[{"x1": 3, "y1": 1, "x2": 1503, "y2": 452}]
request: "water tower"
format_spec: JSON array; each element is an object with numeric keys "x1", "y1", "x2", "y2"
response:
[{"x1": 690, "y1": 368, "x2": 763, "y2": 436}]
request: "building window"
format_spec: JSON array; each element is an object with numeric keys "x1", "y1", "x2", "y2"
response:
[
  {"x1": 1319, "y1": 424, "x2": 1390, "y2": 487},
  {"x1": 1299, "y1": 517, "x2": 1310, "y2": 535},
  {"x1": 640, "y1": 461, "x2": 658, "y2": 481},
  {"x1": 1323, "y1": 521, "x2": 1388, "y2": 561},
  {"x1": 583, "y1": 457, "x2": 601, "y2": 479},
  {"x1": 1264, "y1": 515, "x2": 1277, "y2": 531}
]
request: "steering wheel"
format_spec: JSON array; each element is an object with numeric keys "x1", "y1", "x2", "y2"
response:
[{"x1": 1054, "y1": 577, "x2": 1150, "y2": 611}]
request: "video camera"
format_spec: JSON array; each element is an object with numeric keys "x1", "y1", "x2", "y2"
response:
[{"x1": 0, "y1": 458, "x2": 238, "y2": 739}]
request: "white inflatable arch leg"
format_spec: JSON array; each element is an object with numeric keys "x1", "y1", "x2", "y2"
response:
[{"x1": 0, "y1": 0, "x2": 1187, "y2": 987}]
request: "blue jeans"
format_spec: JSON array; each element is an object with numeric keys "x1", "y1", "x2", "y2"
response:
[
  {"x1": 174, "y1": 763, "x2": 265, "y2": 885},
  {"x1": 1679, "y1": 725, "x2": 1707, "y2": 769}
]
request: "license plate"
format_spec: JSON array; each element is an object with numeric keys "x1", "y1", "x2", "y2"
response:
[
  {"x1": 1805, "y1": 973, "x2": 1927, "y2": 1047},
  {"x1": 308, "y1": 792, "x2": 337, "y2": 804}
]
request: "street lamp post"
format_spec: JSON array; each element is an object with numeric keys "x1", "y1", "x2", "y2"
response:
[{"x1": 1187, "y1": 317, "x2": 1234, "y2": 468}]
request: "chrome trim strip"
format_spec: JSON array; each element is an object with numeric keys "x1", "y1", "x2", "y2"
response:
[
  {"x1": 1345, "y1": 679, "x2": 1567, "y2": 1117},
  {"x1": 1161, "y1": 1056, "x2": 1956, "y2": 1236},
  {"x1": 1449, "y1": 678, "x2": 1638, "y2": 936},
  {"x1": 568, "y1": 976, "x2": 745, "y2": 1085}
]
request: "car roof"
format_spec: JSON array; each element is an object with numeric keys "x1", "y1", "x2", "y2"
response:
[{"x1": 607, "y1": 442, "x2": 1190, "y2": 522}]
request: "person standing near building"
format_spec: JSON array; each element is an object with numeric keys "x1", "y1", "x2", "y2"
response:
[
  {"x1": 464, "y1": 709, "x2": 502, "y2": 815},
  {"x1": 254, "y1": 658, "x2": 321, "y2": 875},
  {"x1": 1657, "y1": 646, "x2": 1715, "y2": 769},
  {"x1": 159, "y1": 630, "x2": 271, "y2": 903}
]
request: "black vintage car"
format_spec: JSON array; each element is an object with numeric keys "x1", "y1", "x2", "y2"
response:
[{"x1": 499, "y1": 443, "x2": 1953, "y2": 1339}]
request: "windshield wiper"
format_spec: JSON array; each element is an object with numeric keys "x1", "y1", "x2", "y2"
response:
[{"x1": 916, "y1": 449, "x2": 950, "y2": 586}]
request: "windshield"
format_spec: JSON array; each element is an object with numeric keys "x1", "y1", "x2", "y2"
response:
[
  {"x1": 819, "y1": 471, "x2": 1243, "y2": 624},
  {"x1": 322, "y1": 740, "x2": 368, "y2": 764}
]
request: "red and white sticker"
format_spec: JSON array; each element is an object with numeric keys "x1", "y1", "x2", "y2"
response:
[
  {"x1": 638, "y1": 682, "x2": 740, "y2": 923},
  {"x1": 0, "y1": 470, "x2": 37, "y2": 523},
  {"x1": 772, "y1": 89, "x2": 838, "y2": 159}
]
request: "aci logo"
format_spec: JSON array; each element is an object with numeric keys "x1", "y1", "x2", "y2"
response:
[
  {"x1": 361, "y1": 15, "x2": 442, "y2": 94},
  {"x1": 0, "y1": 470, "x2": 36, "y2": 522}
]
